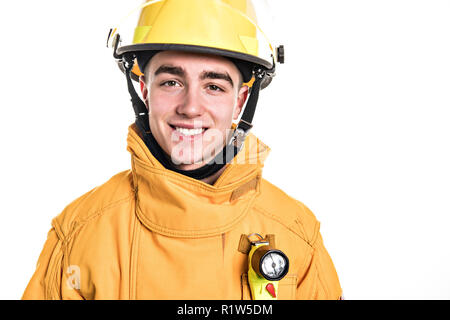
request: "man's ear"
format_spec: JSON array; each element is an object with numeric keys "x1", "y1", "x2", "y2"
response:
[
  {"x1": 233, "y1": 85, "x2": 249, "y2": 120},
  {"x1": 139, "y1": 75, "x2": 149, "y2": 110}
]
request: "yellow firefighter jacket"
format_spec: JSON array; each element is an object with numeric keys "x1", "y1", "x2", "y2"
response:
[{"x1": 22, "y1": 123, "x2": 342, "y2": 300}]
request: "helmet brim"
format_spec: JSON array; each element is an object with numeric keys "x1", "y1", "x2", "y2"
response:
[{"x1": 117, "y1": 43, "x2": 274, "y2": 78}]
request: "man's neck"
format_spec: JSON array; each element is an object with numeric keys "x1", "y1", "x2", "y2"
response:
[{"x1": 200, "y1": 165, "x2": 227, "y2": 185}]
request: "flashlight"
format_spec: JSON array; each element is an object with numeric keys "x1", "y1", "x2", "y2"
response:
[{"x1": 247, "y1": 234, "x2": 289, "y2": 300}]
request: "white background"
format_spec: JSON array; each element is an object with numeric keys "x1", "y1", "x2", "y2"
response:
[{"x1": 0, "y1": 0, "x2": 449, "y2": 300}]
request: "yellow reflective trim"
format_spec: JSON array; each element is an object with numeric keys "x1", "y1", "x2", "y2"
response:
[
  {"x1": 133, "y1": 26, "x2": 152, "y2": 44},
  {"x1": 218, "y1": 0, "x2": 275, "y2": 56}
]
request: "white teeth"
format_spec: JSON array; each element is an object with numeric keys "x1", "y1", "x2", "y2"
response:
[{"x1": 175, "y1": 127, "x2": 204, "y2": 136}]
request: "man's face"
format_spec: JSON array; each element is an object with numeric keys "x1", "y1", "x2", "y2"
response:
[{"x1": 139, "y1": 51, "x2": 249, "y2": 170}]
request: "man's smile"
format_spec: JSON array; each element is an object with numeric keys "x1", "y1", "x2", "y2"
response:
[{"x1": 168, "y1": 122, "x2": 209, "y2": 140}]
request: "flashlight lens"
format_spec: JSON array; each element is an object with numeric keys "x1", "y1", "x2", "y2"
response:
[{"x1": 261, "y1": 252, "x2": 286, "y2": 278}]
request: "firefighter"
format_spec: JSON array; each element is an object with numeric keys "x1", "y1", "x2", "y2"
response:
[{"x1": 22, "y1": 0, "x2": 342, "y2": 300}]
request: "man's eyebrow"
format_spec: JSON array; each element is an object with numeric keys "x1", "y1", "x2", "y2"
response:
[
  {"x1": 154, "y1": 65, "x2": 185, "y2": 77},
  {"x1": 200, "y1": 71, "x2": 234, "y2": 88}
]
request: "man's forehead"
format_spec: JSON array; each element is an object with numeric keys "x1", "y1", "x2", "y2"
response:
[{"x1": 148, "y1": 51, "x2": 239, "y2": 76}]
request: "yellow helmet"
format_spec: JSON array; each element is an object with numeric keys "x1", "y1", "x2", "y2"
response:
[{"x1": 108, "y1": 0, "x2": 284, "y2": 86}]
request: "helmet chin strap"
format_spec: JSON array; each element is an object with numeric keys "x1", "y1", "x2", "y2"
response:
[{"x1": 122, "y1": 53, "x2": 268, "y2": 180}]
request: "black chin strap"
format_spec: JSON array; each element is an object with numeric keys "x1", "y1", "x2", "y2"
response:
[{"x1": 122, "y1": 53, "x2": 268, "y2": 180}]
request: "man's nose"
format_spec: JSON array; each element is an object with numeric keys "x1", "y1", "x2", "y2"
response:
[{"x1": 175, "y1": 86, "x2": 205, "y2": 118}]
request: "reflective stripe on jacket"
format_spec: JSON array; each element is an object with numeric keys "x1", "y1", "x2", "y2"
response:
[{"x1": 22, "y1": 124, "x2": 342, "y2": 300}]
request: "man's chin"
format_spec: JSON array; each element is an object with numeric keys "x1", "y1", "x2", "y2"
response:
[
  {"x1": 172, "y1": 162, "x2": 206, "y2": 171},
  {"x1": 168, "y1": 144, "x2": 224, "y2": 170},
  {"x1": 170, "y1": 153, "x2": 214, "y2": 170},
  {"x1": 168, "y1": 150, "x2": 208, "y2": 170}
]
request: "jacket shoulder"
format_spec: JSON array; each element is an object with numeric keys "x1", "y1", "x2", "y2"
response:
[
  {"x1": 51, "y1": 170, "x2": 135, "y2": 239},
  {"x1": 254, "y1": 178, "x2": 320, "y2": 246}
]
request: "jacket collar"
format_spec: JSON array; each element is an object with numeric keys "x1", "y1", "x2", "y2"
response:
[{"x1": 126, "y1": 123, "x2": 270, "y2": 238}]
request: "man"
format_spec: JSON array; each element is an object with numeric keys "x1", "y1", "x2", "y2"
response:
[{"x1": 23, "y1": 0, "x2": 342, "y2": 299}]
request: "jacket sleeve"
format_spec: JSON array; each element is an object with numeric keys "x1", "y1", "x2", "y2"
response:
[
  {"x1": 296, "y1": 224, "x2": 343, "y2": 300},
  {"x1": 22, "y1": 226, "x2": 84, "y2": 300},
  {"x1": 22, "y1": 228, "x2": 63, "y2": 299}
]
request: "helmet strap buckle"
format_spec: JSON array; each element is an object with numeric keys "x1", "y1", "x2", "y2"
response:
[{"x1": 231, "y1": 127, "x2": 248, "y2": 152}]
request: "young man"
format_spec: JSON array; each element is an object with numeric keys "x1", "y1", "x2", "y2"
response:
[{"x1": 23, "y1": 0, "x2": 342, "y2": 300}]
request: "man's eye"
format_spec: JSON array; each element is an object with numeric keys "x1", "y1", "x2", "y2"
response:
[
  {"x1": 162, "y1": 80, "x2": 179, "y2": 87},
  {"x1": 208, "y1": 85, "x2": 223, "y2": 91}
]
